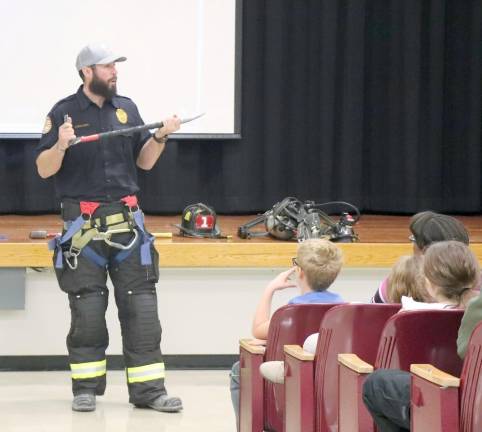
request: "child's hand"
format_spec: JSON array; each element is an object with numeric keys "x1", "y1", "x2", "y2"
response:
[{"x1": 266, "y1": 267, "x2": 297, "y2": 292}]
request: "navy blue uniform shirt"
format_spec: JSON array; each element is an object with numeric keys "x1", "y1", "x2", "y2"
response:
[{"x1": 35, "y1": 86, "x2": 151, "y2": 201}]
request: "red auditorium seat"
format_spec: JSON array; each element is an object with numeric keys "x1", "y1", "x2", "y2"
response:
[
  {"x1": 283, "y1": 303, "x2": 400, "y2": 432},
  {"x1": 238, "y1": 303, "x2": 341, "y2": 432},
  {"x1": 337, "y1": 309, "x2": 464, "y2": 432},
  {"x1": 410, "y1": 321, "x2": 482, "y2": 432}
]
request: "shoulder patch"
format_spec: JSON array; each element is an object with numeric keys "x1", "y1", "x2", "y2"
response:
[{"x1": 42, "y1": 116, "x2": 52, "y2": 134}]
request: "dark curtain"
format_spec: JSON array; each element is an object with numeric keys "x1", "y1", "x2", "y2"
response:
[{"x1": 0, "y1": 0, "x2": 481, "y2": 214}]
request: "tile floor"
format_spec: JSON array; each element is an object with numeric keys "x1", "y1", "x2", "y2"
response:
[{"x1": 0, "y1": 370, "x2": 236, "y2": 432}]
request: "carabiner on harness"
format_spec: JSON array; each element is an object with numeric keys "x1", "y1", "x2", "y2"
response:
[
  {"x1": 64, "y1": 246, "x2": 80, "y2": 270},
  {"x1": 102, "y1": 229, "x2": 139, "y2": 250}
]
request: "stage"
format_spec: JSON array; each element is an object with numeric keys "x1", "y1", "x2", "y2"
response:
[
  {"x1": 0, "y1": 214, "x2": 481, "y2": 267},
  {"x1": 2, "y1": 214, "x2": 482, "y2": 361}
]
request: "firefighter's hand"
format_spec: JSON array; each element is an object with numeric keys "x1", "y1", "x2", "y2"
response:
[
  {"x1": 156, "y1": 115, "x2": 181, "y2": 137},
  {"x1": 57, "y1": 116, "x2": 75, "y2": 151}
]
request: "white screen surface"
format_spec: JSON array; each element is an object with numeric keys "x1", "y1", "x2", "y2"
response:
[{"x1": 0, "y1": 0, "x2": 239, "y2": 137}]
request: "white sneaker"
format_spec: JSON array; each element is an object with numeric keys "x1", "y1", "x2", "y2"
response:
[{"x1": 259, "y1": 361, "x2": 285, "y2": 384}]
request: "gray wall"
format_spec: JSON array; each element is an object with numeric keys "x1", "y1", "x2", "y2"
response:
[{"x1": 0, "y1": 267, "x2": 389, "y2": 356}]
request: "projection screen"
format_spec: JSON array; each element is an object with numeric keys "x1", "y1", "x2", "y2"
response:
[{"x1": 0, "y1": 0, "x2": 241, "y2": 138}]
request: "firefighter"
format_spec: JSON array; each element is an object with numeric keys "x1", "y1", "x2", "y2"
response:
[{"x1": 35, "y1": 43, "x2": 182, "y2": 413}]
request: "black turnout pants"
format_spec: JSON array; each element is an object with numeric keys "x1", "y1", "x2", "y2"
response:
[
  {"x1": 54, "y1": 229, "x2": 166, "y2": 406},
  {"x1": 362, "y1": 369, "x2": 411, "y2": 432}
]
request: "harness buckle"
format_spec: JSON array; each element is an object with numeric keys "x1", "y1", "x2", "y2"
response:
[{"x1": 95, "y1": 215, "x2": 108, "y2": 233}]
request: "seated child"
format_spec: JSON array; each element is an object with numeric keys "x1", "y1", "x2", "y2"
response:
[
  {"x1": 230, "y1": 239, "x2": 344, "y2": 430},
  {"x1": 387, "y1": 255, "x2": 428, "y2": 303},
  {"x1": 257, "y1": 240, "x2": 347, "y2": 383},
  {"x1": 371, "y1": 211, "x2": 469, "y2": 303},
  {"x1": 363, "y1": 240, "x2": 479, "y2": 432},
  {"x1": 282, "y1": 255, "x2": 428, "y2": 369}
]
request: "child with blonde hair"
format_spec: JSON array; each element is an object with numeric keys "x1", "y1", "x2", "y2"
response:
[{"x1": 230, "y1": 239, "x2": 344, "y2": 430}]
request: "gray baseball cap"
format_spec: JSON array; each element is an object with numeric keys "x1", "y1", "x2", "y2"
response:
[{"x1": 75, "y1": 43, "x2": 126, "y2": 71}]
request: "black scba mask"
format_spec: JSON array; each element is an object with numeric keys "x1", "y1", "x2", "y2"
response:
[
  {"x1": 238, "y1": 198, "x2": 360, "y2": 242},
  {"x1": 174, "y1": 203, "x2": 225, "y2": 238}
]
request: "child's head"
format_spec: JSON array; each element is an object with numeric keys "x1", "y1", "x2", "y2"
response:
[
  {"x1": 386, "y1": 255, "x2": 428, "y2": 303},
  {"x1": 409, "y1": 211, "x2": 469, "y2": 253},
  {"x1": 296, "y1": 239, "x2": 343, "y2": 291},
  {"x1": 423, "y1": 241, "x2": 479, "y2": 307}
]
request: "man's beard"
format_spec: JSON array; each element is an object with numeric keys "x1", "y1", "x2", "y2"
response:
[{"x1": 88, "y1": 71, "x2": 117, "y2": 100}]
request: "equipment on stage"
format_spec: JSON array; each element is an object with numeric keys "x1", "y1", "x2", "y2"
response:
[
  {"x1": 29, "y1": 230, "x2": 59, "y2": 239},
  {"x1": 174, "y1": 203, "x2": 226, "y2": 239},
  {"x1": 67, "y1": 113, "x2": 205, "y2": 147},
  {"x1": 237, "y1": 197, "x2": 360, "y2": 242}
]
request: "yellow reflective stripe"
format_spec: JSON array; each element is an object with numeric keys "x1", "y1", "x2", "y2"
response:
[
  {"x1": 70, "y1": 359, "x2": 106, "y2": 380},
  {"x1": 127, "y1": 363, "x2": 165, "y2": 383}
]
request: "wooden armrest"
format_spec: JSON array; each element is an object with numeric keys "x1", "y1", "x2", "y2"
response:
[
  {"x1": 337, "y1": 353, "x2": 374, "y2": 373},
  {"x1": 410, "y1": 364, "x2": 460, "y2": 388},
  {"x1": 239, "y1": 338, "x2": 266, "y2": 355},
  {"x1": 284, "y1": 344, "x2": 315, "y2": 361}
]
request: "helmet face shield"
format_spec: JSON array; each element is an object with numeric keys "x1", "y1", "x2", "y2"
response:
[{"x1": 175, "y1": 203, "x2": 223, "y2": 238}]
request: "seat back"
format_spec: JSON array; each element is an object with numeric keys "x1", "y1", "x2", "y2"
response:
[
  {"x1": 264, "y1": 303, "x2": 342, "y2": 432},
  {"x1": 314, "y1": 303, "x2": 401, "y2": 432},
  {"x1": 375, "y1": 309, "x2": 464, "y2": 376},
  {"x1": 460, "y1": 321, "x2": 482, "y2": 432}
]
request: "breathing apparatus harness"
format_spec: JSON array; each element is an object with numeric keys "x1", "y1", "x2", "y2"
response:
[{"x1": 237, "y1": 198, "x2": 360, "y2": 242}]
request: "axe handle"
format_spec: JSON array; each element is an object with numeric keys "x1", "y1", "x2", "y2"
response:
[
  {"x1": 151, "y1": 232, "x2": 172, "y2": 239},
  {"x1": 69, "y1": 121, "x2": 164, "y2": 146}
]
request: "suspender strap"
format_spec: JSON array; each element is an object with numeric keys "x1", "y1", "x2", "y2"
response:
[
  {"x1": 49, "y1": 214, "x2": 88, "y2": 269},
  {"x1": 56, "y1": 215, "x2": 87, "y2": 246},
  {"x1": 132, "y1": 208, "x2": 154, "y2": 266}
]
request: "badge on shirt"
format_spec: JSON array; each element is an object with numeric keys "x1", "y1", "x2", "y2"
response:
[
  {"x1": 42, "y1": 116, "x2": 52, "y2": 134},
  {"x1": 116, "y1": 108, "x2": 128, "y2": 124}
]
